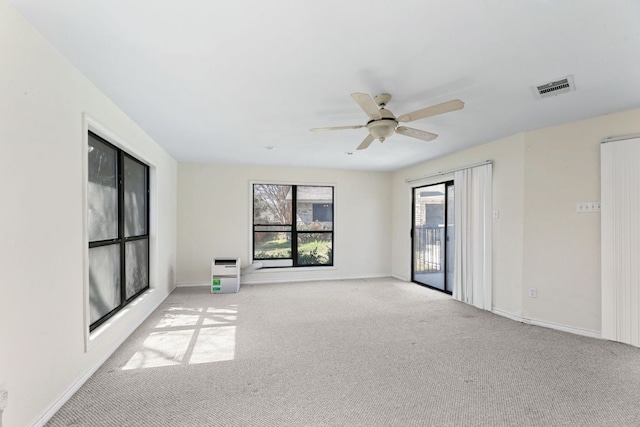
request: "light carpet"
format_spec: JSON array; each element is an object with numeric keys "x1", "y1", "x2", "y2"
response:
[{"x1": 46, "y1": 278, "x2": 640, "y2": 426}]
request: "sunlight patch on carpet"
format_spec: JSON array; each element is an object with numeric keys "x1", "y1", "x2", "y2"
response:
[{"x1": 122, "y1": 304, "x2": 238, "y2": 370}]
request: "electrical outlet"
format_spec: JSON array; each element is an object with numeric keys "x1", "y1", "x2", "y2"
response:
[
  {"x1": 577, "y1": 201, "x2": 601, "y2": 213},
  {"x1": 0, "y1": 390, "x2": 7, "y2": 410},
  {"x1": 528, "y1": 288, "x2": 537, "y2": 298}
]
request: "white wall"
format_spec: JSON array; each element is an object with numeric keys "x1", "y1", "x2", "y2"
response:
[
  {"x1": 177, "y1": 163, "x2": 391, "y2": 284},
  {"x1": 522, "y1": 108, "x2": 640, "y2": 334},
  {"x1": 391, "y1": 107, "x2": 640, "y2": 336},
  {"x1": 391, "y1": 134, "x2": 526, "y2": 316},
  {"x1": 0, "y1": 2, "x2": 178, "y2": 426}
]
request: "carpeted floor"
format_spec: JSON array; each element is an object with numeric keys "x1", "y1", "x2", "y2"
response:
[{"x1": 47, "y1": 278, "x2": 640, "y2": 426}]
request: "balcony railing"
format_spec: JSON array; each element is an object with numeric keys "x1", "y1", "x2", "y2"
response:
[{"x1": 414, "y1": 225, "x2": 445, "y2": 273}]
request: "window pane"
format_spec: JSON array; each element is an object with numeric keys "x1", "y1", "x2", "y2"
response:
[
  {"x1": 254, "y1": 231, "x2": 291, "y2": 259},
  {"x1": 297, "y1": 233, "x2": 333, "y2": 265},
  {"x1": 124, "y1": 156, "x2": 147, "y2": 237},
  {"x1": 297, "y1": 186, "x2": 333, "y2": 231},
  {"x1": 126, "y1": 239, "x2": 149, "y2": 299},
  {"x1": 89, "y1": 245, "x2": 121, "y2": 324},
  {"x1": 253, "y1": 184, "x2": 292, "y2": 225},
  {"x1": 88, "y1": 134, "x2": 118, "y2": 241}
]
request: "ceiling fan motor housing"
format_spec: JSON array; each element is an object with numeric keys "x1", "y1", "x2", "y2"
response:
[
  {"x1": 374, "y1": 93, "x2": 392, "y2": 107},
  {"x1": 367, "y1": 107, "x2": 397, "y2": 140}
]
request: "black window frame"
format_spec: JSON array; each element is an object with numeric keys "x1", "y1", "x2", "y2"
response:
[
  {"x1": 410, "y1": 180, "x2": 454, "y2": 295},
  {"x1": 88, "y1": 131, "x2": 150, "y2": 331},
  {"x1": 252, "y1": 184, "x2": 334, "y2": 268}
]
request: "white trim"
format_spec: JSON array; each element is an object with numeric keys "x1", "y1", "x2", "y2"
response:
[
  {"x1": 601, "y1": 133, "x2": 640, "y2": 144},
  {"x1": 249, "y1": 265, "x2": 337, "y2": 274},
  {"x1": 82, "y1": 113, "x2": 159, "y2": 351},
  {"x1": 249, "y1": 178, "x2": 338, "y2": 187},
  {"x1": 492, "y1": 308, "x2": 602, "y2": 340},
  {"x1": 491, "y1": 308, "x2": 523, "y2": 323},
  {"x1": 176, "y1": 273, "x2": 390, "y2": 287},
  {"x1": 175, "y1": 282, "x2": 211, "y2": 288},
  {"x1": 84, "y1": 113, "x2": 154, "y2": 166},
  {"x1": 258, "y1": 259, "x2": 293, "y2": 268},
  {"x1": 30, "y1": 291, "x2": 169, "y2": 427},
  {"x1": 408, "y1": 172, "x2": 455, "y2": 188},
  {"x1": 87, "y1": 289, "x2": 156, "y2": 344},
  {"x1": 405, "y1": 160, "x2": 493, "y2": 184},
  {"x1": 81, "y1": 115, "x2": 90, "y2": 351},
  {"x1": 242, "y1": 273, "x2": 389, "y2": 285}
]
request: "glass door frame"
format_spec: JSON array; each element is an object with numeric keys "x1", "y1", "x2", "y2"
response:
[{"x1": 411, "y1": 180, "x2": 454, "y2": 295}]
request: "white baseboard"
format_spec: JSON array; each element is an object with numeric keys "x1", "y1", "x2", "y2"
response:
[
  {"x1": 491, "y1": 308, "x2": 523, "y2": 323},
  {"x1": 176, "y1": 273, "x2": 391, "y2": 287},
  {"x1": 241, "y1": 273, "x2": 389, "y2": 285},
  {"x1": 176, "y1": 281, "x2": 210, "y2": 288},
  {"x1": 491, "y1": 307, "x2": 602, "y2": 340},
  {"x1": 31, "y1": 292, "x2": 171, "y2": 427}
]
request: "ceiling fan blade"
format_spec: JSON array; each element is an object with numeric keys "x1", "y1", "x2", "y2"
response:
[
  {"x1": 356, "y1": 134, "x2": 375, "y2": 150},
  {"x1": 351, "y1": 93, "x2": 382, "y2": 120},
  {"x1": 397, "y1": 99, "x2": 464, "y2": 123},
  {"x1": 310, "y1": 124, "x2": 365, "y2": 132},
  {"x1": 396, "y1": 126, "x2": 438, "y2": 141}
]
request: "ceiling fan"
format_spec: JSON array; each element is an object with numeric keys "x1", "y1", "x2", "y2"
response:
[{"x1": 311, "y1": 93, "x2": 464, "y2": 150}]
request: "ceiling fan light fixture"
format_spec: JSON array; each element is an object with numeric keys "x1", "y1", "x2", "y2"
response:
[
  {"x1": 367, "y1": 119, "x2": 397, "y2": 140},
  {"x1": 310, "y1": 92, "x2": 464, "y2": 150}
]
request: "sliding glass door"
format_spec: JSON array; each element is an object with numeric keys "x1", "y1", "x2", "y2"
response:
[{"x1": 411, "y1": 182, "x2": 455, "y2": 293}]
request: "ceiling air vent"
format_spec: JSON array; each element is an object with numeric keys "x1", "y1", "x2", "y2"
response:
[{"x1": 534, "y1": 75, "x2": 575, "y2": 99}]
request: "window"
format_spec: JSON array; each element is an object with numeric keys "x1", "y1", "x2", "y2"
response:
[
  {"x1": 88, "y1": 131, "x2": 149, "y2": 331},
  {"x1": 313, "y1": 203, "x2": 332, "y2": 222},
  {"x1": 253, "y1": 184, "x2": 333, "y2": 267}
]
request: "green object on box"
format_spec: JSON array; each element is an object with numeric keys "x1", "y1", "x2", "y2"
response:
[
  {"x1": 213, "y1": 279, "x2": 221, "y2": 285},
  {"x1": 213, "y1": 286, "x2": 221, "y2": 292}
]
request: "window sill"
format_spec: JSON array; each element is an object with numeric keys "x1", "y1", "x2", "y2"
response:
[
  {"x1": 85, "y1": 288, "x2": 156, "y2": 352},
  {"x1": 251, "y1": 265, "x2": 337, "y2": 273}
]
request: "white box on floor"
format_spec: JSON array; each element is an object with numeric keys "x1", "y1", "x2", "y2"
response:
[{"x1": 211, "y1": 258, "x2": 240, "y2": 293}]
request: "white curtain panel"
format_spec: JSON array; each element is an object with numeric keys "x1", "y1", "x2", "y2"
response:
[
  {"x1": 601, "y1": 136, "x2": 640, "y2": 347},
  {"x1": 453, "y1": 163, "x2": 493, "y2": 310}
]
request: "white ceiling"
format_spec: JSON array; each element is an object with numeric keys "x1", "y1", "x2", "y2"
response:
[{"x1": 8, "y1": 0, "x2": 640, "y2": 171}]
